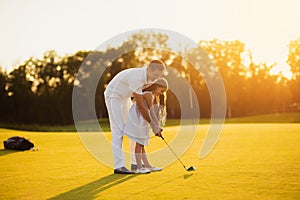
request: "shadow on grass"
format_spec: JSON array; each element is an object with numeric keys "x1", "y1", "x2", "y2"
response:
[
  {"x1": 183, "y1": 173, "x2": 194, "y2": 179},
  {"x1": 126, "y1": 173, "x2": 195, "y2": 198},
  {"x1": 48, "y1": 174, "x2": 135, "y2": 200},
  {"x1": 0, "y1": 149, "x2": 19, "y2": 156}
]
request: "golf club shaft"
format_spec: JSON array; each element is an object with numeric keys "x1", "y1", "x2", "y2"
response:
[{"x1": 160, "y1": 136, "x2": 186, "y2": 169}]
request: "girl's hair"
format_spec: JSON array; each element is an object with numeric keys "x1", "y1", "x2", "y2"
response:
[
  {"x1": 159, "y1": 91, "x2": 167, "y2": 126},
  {"x1": 142, "y1": 78, "x2": 168, "y2": 93},
  {"x1": 143, "y1": 78, "x2": 168, "y2": 126}
]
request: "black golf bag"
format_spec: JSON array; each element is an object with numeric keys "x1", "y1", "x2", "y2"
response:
[{"x1": 3, "y1": 136, "x2": 34, "y2": 151}]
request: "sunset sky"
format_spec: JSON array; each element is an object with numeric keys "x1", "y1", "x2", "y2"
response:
[{"x1": 0, "y1": 0, "x2": 299, "y2": 77}]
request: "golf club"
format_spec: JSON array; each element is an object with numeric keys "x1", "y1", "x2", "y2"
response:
[{"x1": 160, "y1": 136, "x2": 196, "y2": 171}]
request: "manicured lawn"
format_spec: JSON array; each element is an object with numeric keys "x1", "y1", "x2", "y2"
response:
[
  {"x1": 1, "y1": 112, "x2": 299, "y2": 132},
  {"x1": 0, "y1": 123, "x2": 299, "y2": 199}
]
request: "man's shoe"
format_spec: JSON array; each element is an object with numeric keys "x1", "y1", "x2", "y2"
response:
[{"x1": 114, "y1": 167, "x2": 134, "y2": 174}]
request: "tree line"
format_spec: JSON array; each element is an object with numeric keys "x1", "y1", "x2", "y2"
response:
[{"x1": 0, "y1": 33, "x2": 299, "y2": 125}]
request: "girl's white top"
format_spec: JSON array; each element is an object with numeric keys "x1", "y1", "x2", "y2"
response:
[{"x1": 124, "y1": 91, "x2": 159, "y2": 146}]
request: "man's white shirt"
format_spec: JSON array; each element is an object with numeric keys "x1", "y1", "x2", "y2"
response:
[{"x1": 104, "y1": 66, "x2": 149, "y2": 100}]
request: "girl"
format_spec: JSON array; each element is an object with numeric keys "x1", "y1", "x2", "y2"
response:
[{"x1": 124, "y1": 78, "x2": 168, "y2": 174}]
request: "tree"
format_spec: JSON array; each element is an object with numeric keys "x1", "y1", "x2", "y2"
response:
[
  {"x1": 3, "y1": 50, "x2": 86, "y2": 124},
  {"x1": 199, "y1": 39, "x2": 249, "y2": 117},
  {"x1": 1, "y1": 34, "x2": 297, "y2": 125},
  {"x1": 287, "y1": 37, "x2": 300, "y2": 108},
  {"x1": 287, "y1": 37, "x2": 300, "y2": 78},
  {"x1": 0, "y1": 68, "x2": 9, "y2": 122}
]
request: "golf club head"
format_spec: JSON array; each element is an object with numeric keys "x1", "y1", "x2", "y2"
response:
[{"x1": 186, "y1": 166, "x2": 196, "y2": 171}]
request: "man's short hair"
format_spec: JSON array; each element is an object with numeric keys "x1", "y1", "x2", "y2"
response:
[{"x1": 148, "y1": 60, "x2": 166, "y2": 71}]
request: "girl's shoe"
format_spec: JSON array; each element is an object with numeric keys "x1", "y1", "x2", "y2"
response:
[
  {"x1": 147, "y1": 167, "x2": 162, "y2": 172},
  {"x1": 135, "y1": 168, "x2": 151, "y2": 174}
]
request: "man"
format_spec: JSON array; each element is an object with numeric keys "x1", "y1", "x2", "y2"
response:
[{"x1": 104, "y1": 60, "x2": 166, "y2": 174}]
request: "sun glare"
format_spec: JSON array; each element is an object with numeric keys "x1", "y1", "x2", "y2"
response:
[
  {"x1": 270, "y1": 64, "x2": 293, "y2": 80},
  {"x1": 0, "y1": 0, "x2": 299, "y2": 78}
]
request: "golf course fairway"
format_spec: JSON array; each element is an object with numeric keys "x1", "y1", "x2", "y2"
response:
[{"x1": 0, "y1": 123, "x2": 299, "y2": 199}]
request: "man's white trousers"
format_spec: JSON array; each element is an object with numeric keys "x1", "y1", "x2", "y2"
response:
[{"x1": 105, "y1": 96, "x2": 135, "y2": 169}]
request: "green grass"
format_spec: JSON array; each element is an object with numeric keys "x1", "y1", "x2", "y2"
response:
[
  {"x1": 225, "y1": 112, "x2": 300, "y2": 123},
  {"x1": 0, "y1": 119, "x2": 111, "y2": 132},
  {"x1": 1, "y1": 112, "x2": 299, "y2": 132},
  {"x1": 0, "y1": 123, "x2": 299, "y2": 199}
]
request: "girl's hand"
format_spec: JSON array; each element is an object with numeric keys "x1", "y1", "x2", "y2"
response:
[{"x1": 155, "y1": 130, "x2": 163, "y2": 137}]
